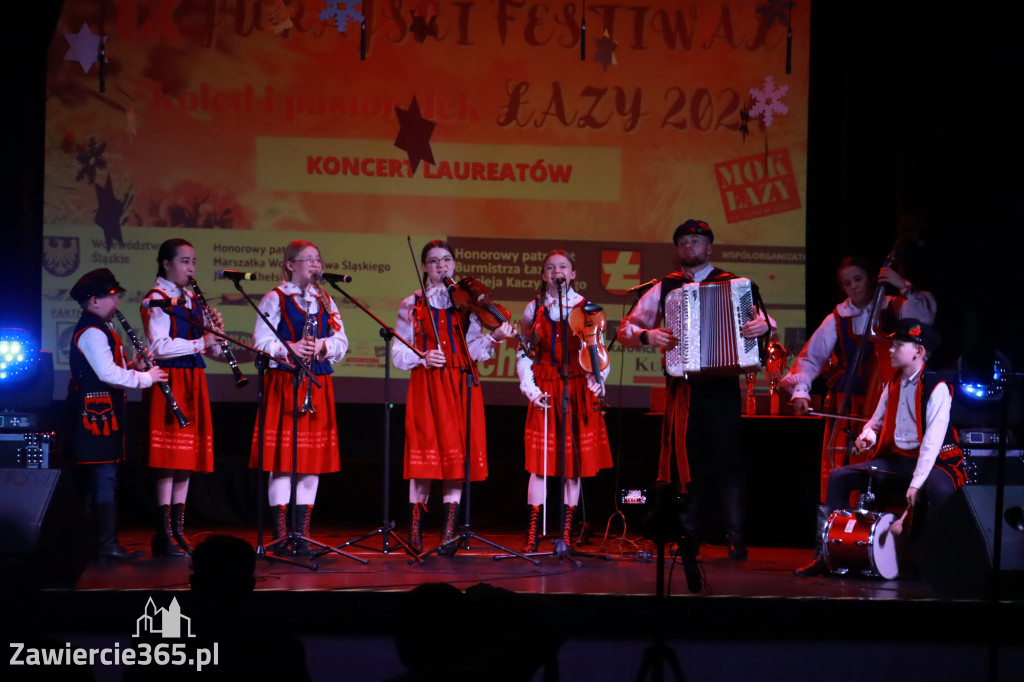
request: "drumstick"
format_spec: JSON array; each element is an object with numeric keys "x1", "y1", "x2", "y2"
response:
[{"x1": 890, "y1": 506, "x2": 911, "y2": 536}]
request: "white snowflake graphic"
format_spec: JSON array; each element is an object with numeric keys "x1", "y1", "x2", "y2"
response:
[
  {"x1": 748, "y1": 75, "x2": 789, "y2": 128},
  {"x1": 320, "y1": 1, "x2": 364, "y2": 33}
]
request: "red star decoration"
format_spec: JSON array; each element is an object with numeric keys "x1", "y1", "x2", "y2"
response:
[
  {"x1": 94, "y1": 175, "x2": 126, "y2": 250},
  {"x1": 593, "y1": 31, "x2": 618, "y2": 72},
  {"x1": 409, "y1": 11, "x2": 439, "y2": 42},
  {"x1": 394, "y1": 96, "x2": 436, "y2": 173}
]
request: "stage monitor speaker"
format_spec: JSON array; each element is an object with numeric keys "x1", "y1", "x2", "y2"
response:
[
  {"x1": 919, "y1": 485, "x2": 1024, "y2": 599},
  {"x1": 0, "y1": 468, "x2": 88, "y2": 587}
]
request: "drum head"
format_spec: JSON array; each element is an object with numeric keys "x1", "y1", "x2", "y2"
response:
[{"x1": 870, "y1": 512, "x2": 899, "y2": 580}]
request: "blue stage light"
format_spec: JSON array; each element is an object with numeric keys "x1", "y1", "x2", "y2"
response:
[
  {"x1": 957, "y1": 352, "x2": 1010, "y2": 402},
  {"x1": 0, "y1": 328, "x2": 36, "y2": 383}
]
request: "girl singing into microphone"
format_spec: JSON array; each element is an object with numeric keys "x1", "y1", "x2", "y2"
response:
[
  {"x1": 392, "y1": 239, "x2": 513, "y2": 554},
  {"x1": 142, "y1": 238, "x2": 224, "y2": 557},
  {"x1": 249, "y1": 239, "x2": 348, "y2": 555},
  {"x1": 516, "y1": 250, "x2": 612, "y2": 552}
]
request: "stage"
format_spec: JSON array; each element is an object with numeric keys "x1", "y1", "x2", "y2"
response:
[{"x1": 17, "y1": 524, "x2": 1024, "y2": 682}]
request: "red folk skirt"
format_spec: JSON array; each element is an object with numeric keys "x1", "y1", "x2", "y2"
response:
[
  {"x1": 249, "y1": 369, "x2": 340, "y2": 474},
  {"x1": 524, "y1": 364, "x2": 611, "y2": 478},
  {"x1": 404, "y1": 365, "x2": 488, "y2": 481},
  {"x1": 146, "y1": 366, "x2": 214, "y2": 472}
]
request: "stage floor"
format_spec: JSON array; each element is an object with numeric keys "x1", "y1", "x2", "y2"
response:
[
  {"x1": 19, "y1": 524, "x2": 1024, "y2": 682},
  {"x1": 74, "y1": 524, "x2": 939, "y2": 601}
]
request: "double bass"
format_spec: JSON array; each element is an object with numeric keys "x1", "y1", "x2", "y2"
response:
[{"x1": 820, "y1": 242, "x2": 908, "y2": 495}]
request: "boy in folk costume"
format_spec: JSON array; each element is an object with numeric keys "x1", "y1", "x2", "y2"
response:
[
  {"x1": 67, "y1": 268, "x2": 167, "y2": 560},
  {"x1": 797, "y1": 319, "x2": 966, "y2": 577}
]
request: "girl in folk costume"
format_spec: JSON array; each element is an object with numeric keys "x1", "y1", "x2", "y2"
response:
[
  {"x1": 392, "y1": 240, "x2": 513, "y2": 554},
  {"x1": 249, "y1": 240, "x2": 348, "y2": 555},
  {"x1": 781, "y1": 256, "x2": 937, "y2": 497},
  {"x1": 141, "y1": 238, "x2": 223, "y2": 557},
  {"x1": 516, "y1": 250, "x2": 612, "y2": 552}
]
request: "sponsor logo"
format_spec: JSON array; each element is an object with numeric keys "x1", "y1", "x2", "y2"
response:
[
  {"x1": 43, "y1": 237, "x2": 80, "y2": 277},
  {"x1": 601, "y1": 250, "x2": 642, "y2": 295}
]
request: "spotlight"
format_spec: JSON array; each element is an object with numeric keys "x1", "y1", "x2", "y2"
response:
[
  {"x1": 957, "y1": 351, "x2": 1010, "y2": 401},
  {"x1": 0, "y1": 329, "x2": 54, "y2": 416},
  {"x1": 0, "y1": 329, "x2": 36, "y2": 383}
]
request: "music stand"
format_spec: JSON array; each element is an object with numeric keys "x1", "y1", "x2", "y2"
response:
[
  {"x1": 413, "y1": 305, "x2": 538, "y2": 565},
  {"x1": 231, "y1": 279, "x2": 365, "y2": 568},
  {"x1": 314, "y1": 281, "x2": 424, "y2": 561}
]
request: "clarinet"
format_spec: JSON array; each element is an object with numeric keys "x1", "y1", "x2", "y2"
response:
[
  {"x1": 188, "y1": 276, "x2": 249, "y2": 387},
  {"x1": 114, "y1": 310, "x2": 191, "y2": 429}
]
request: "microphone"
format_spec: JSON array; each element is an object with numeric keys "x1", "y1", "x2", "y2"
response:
[
  {"x1": 316, "y1": 272, "x2": 353, "y2": 284},
  {"x1": 554, "y1": 278, "x2": 566, "y2": 289},
  {"x1": 141, "y1": 297, "x2": 186, "y2": 309},
  {"x1": 215, "y1": 269, "x2": 256, "y2": 282},
  {"x1": 785, "y1": 26, "x2": 792, "y2": 74},
  {"x1": 625, "y1": 278, "x2": 659, "y2": 295},
  {"x1": 442, "y1": 276, "x2": 458, "y2": 294}
]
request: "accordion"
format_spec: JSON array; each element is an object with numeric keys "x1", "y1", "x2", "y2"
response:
[{"x1": 664, "y1": 277, "x2": 763, "y2": 377}]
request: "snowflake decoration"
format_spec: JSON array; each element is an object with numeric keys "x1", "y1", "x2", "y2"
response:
[
  {"x1": 76, "y1": 137, "x2": 108, "y2": 184},
  {"x1": 756, "y1": 0, "x2": 796, "y2": 29},
  {"x1": 320, "y1": 1, "x2": 364, "y2": 33},
  {"x1": 748, "y1": 75, "x2": 789, "y2": 128}
]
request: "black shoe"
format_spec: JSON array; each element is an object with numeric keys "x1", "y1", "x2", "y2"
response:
[
  {"x1": 438, "y1": 502, "x2": 460, "y2": 556},
  {"x1": 152, "y1": 505, "x2": 187, "y2": 558},
  {"x1": 727, "y1": 534, "x2": 748, "y2": 561},
  {"x1": 794, "y1": 556, "x2": 828, "y2": 577},
  {"x1": 99, "y1": 542, "x2": 145, "y2": 561}
]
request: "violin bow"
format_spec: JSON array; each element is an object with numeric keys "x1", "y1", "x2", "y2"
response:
[{"x1": 405, "y1": 236, "x2": 444, "y2": 356}]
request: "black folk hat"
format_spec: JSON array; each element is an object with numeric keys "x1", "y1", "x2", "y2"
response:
[{"x1": 69, "y1": 268, "x2": 126, "y2": 304}]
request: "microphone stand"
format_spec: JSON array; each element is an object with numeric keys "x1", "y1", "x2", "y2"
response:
[
  {"x1": 414, "y1": 300, "x2": 538, "y2": 565},
  {"x1": 499, "y1": 280, "x2": 604, "y2": 566},
  {"x1": 312, "y1": 281, "x2": 425, "y2": 561},
  {"x1": 538, "y1": 280, "x2": 583, "y2": 565},
  {"x1": 232, "y1": 279, "x2": 365, "y2": 569}
]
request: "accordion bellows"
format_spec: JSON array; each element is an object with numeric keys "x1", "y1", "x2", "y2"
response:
[{"x1": 664, "y1": 278, "x2": 762, "y2": 378}]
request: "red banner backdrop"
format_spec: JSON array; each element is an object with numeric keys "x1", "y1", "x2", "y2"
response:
[{"x1": 43, "y1": 0, "x2": 810, "y2": 403}]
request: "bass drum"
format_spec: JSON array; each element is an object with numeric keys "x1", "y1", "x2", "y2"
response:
[{"x1": 823, "y1": 509, "x2": 899, "y2": 579}]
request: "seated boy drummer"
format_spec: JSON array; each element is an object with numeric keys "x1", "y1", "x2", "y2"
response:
[{"x1": 799, "y1": 319, "x2": 965, "y2": 576}]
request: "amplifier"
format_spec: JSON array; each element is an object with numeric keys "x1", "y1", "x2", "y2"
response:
[{"x1": 0, "y1": 433, "x2": 52, "y2": 468}]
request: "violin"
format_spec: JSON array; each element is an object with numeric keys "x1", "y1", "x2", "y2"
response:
[
  {"x1": 569, "y1": 301, "x2": 609, "y2": 410},
  {"x1": 444, "y1": 276, "x2": 534, "y2": 356}
]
